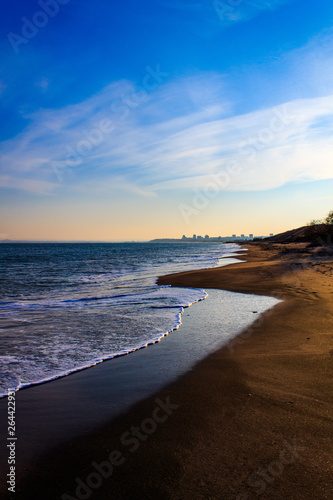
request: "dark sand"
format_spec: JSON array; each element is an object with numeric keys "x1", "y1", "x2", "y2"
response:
[{"x1": 6, "y1": 243, "x2": 333, "y2": 499}]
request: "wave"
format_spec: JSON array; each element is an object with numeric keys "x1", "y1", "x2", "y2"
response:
[
  {"x1": 0, "y1": 292, "x2": 208, "y2": 398},
  {"x1": 0, "y1": 243, "x2": 245, "y2": 397}
]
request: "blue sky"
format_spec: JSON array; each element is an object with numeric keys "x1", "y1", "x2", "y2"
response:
[{"x1": 1, "y1": 0, "x2": 333, "y2": 240}]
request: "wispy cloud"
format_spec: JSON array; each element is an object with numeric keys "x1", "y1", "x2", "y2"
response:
[
  {"x1": 1, "y1": 66, "x2": 333, "y2": 196},
  {"x1": 212, "y1": 0, "x2": 292, "y2": 27},
  {"x1": 0, "y1": 174, "x2": 57, "y2": 194}
]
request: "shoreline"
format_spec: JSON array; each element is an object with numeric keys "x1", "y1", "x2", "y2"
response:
[
  {"x1": 4, "y1": 242, "x2": 333, "y2": 499},
  {"x1": 0, "y1": 292, "x2": 204, "y2": 400},
  {"x1": 0, "y1": 252, "x2": 277, "y2": 494},
  {"x1": 0, "y1": 244, "x2": 241, "y2": 400},
  {"x1": 0, "y1": 295, "x2": 278, "y2": 487}
]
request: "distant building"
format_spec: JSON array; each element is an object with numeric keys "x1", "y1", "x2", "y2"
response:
[
  {"x1": 232, "y1": 234, "x2": 236, "y2": 238},
  {"x1": 193, "y1": 234, "x2": 196, "y2": 240},
  {"x1": 270, "y1": 233, "x2": 274, "y2": 237},
  {"x1": 205, "y1": 235, "x2": 209, "y2": 240},
  {"x1": 241, "y1": 234, "x2": 245, "y2": 239},
  {"x1": 197, "y1": 235, "x2": 203, "y2": 240},
  {"x1": 182, "y1": 235, "x2": 187, "y2": 240},
  {"x1": 249, "y1": 234, "x2": 254, "y2": 239}
]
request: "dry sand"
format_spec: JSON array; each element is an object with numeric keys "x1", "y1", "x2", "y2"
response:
[{"x1": 12, "y1": 242, "x2": 333, "y2": 499}]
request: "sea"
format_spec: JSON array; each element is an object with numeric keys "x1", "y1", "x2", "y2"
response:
[{"x1": 0, "y1": 242, "x2": 278, "y2": 399}]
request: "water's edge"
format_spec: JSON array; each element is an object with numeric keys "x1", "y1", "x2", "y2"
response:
[
  {"x1": 1, "y1": 249, "x2": 246, "y2": 399},
  {"x1": 0, "y1": 253, "x2": 282, "y2": 473}
]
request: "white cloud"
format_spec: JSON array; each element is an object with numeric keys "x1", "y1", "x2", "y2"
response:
[
  {"x1": 0, "y1": 175, "x2": 57, "y2": 194},
  {"x1": 212, "y1": 0, "x2": 291, "y2": 27},
  {"x1": 1, "y1": 69, "x2": 333, "y2": 196}
]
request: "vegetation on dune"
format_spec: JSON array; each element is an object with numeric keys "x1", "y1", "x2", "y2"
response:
[{"x1": 307, "y1": 210, "x2": 333, "y2": 226}]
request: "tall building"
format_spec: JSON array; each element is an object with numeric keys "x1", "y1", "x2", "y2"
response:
[
  {"x1": 193, "y1": 234, "x2": 196, "y2": 240},
  {"x1": 205, "y1": 235, "x2": 209, "y2": 240},
  {"x1": 249, "y1": 234, "x2": 254, "y2": 239}
]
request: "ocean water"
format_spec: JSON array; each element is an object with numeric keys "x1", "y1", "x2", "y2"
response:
[{"x1": 0, "y1": 241, "x2": 244, "y2": 397}]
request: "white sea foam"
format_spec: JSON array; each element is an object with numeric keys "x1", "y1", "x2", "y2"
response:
[{"x1": 0, "y1": 242, "x2": 256, "y2": 397}]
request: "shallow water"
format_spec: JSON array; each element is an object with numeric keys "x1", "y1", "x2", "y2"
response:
[
  {"x1": 0, "y1": 241, "x2": 245, "y2": 396},
  {"x1": 0, "y1": 287, "x2": 280, "y2": 469}
]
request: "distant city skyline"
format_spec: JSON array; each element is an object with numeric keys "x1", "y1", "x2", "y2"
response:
[
  {"x1": 182, "y1": 233, "x2": 274, "y2": 242},
  {"x1": 1, "y1": 1, "x2": 333, "y2": 240}
]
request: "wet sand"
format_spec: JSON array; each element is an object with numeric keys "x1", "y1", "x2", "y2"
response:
[{"x1": 9, "y1": 242, "x2": 333, "y2": 499}]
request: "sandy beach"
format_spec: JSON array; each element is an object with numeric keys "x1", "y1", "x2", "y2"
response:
[
  {"x1": 7, "y1": 242, "x2": 333, "y2": 499},
  {"x1": 3, "y1": 1, "x2": 333, "y2": 498}
]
